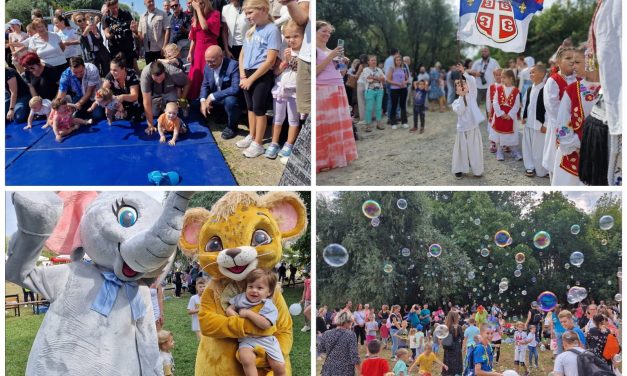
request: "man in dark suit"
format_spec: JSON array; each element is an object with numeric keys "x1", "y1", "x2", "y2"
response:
[{"x1": 200, "y1": 45, "x2": 242, "y2": 140}]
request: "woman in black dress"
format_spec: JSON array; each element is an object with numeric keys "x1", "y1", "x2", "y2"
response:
[
  {"x1": 318, "y1": 310, "x2": 361, "y2": 376},
  {"x1": 101, "y1": 53, "x2": 142, "y2": 121},
  {"x1": 442, "y1": 310, "x2": 464, "y2": 375}
]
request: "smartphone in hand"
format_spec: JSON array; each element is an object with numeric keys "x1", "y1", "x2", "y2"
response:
[{"x1": 337, "y1": 39, "x2": 345, "y2": 58}]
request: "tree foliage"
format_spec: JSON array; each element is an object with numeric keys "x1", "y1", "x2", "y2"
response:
[
  {"x1": 318, "y1": 0, "x2": 459, "y2": 71},
  {"x1": 317, "y1": 192, "x2": 621, "y2": 316}
]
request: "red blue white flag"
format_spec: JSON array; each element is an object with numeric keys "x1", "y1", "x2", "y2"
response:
[{"x1": 458, "y1": 0, "x2": 544, "y2": 53}]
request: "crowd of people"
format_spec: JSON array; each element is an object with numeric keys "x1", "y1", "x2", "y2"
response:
[
  {"x1": 5, "y1": 0, "x2": 311, "y2": 161},
  {"x1": 316, "y1": 299, "x2": 622, "y2": 376},
  {"x1": 316, "y1": 1, "x2": 620, "y2": 186}
]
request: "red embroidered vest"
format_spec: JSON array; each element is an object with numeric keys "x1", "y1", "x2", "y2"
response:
[
  {"x1": 550, "y1": 73, "x2": 569, "y2": 100},
  {"x1": 559, "y1": 81, "x2": 588, "y2": 177},
  {"x1": 488, "y1": 84, "x2": 498, "y2": 121},
  {"x1": 492, "y1": 85, "x2": 519, "y2": 134}
]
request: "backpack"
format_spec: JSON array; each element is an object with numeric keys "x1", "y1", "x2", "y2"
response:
[
  {"x1": 462, "y1": 345, "x2": 476, "y2": 376},
  {"x1": 568, "y1": 349, "x2": 615, "y2": 376}
]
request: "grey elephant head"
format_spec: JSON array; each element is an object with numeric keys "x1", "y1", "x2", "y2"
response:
[{"x1": 75, "y1": 192, "x2": 193, "y2": 282}]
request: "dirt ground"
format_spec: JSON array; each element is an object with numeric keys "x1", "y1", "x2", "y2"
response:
[
  {"x1": 317, "y1": 107, "x2": 550, "y2": 186},
  {"x1": 206, "y1": 118, "x2": 287, "y2": 186}
]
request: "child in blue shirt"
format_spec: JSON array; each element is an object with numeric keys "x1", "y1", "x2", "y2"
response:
[{"x1": 411, "y1": 80, "x2": 428, "y2": 133}]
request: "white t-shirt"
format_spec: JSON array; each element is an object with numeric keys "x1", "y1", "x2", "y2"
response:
[
  {"x1": 187, "y1": 294, "x2": 201, "y2": 332},
  {"x1": 221, "y1": 3, "x2": 250, "y2": 48},
  {"x1": 160, "y1": 351, "x2": 174, "y2": 375},
  {"x1": 553, "y1": 347, "x2": 584, "y2": 376},
  {"x1": 297, "y1": 0, "x2": 311, "y2": 63},
  {"x1": 22, "y1": 33, "x2": 68, "y2": 67},
  {"x1": 57, "y1": 28, "x2": 82, "y2": 59},
  {"x1": 31, "y1": 99, "x2": 52, "y2": 116},
  {"x1": 471, "y1": 57, "x2": 500, "y2": 90}
]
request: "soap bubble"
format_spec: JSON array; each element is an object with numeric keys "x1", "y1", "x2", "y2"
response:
[
  {"x1": 474, "y1": 218, "x2": 481, "y2": 225},
  {"x1": 371, "y1": 217, "x2": 380, "y2": 227},
  {"x1": 515, "y1": 253, "x2": 526, "y2": 264},
  {"x1": 480, "y1": 248, "x2": 490, "y2": 257},
  {"x1": 383, "y1": 263, "x2": 394, "y2": 273},
  {"x1": 537, "y1": 291, "x2": 558, "y2": 312},
  {"x1": 520, "y1": 231, "x2": 526, "y2": 237},
  {"x1": 501, "y1": 277, "x2": 509, "y2": 283},
  {"x1": 522, "y1": 290, "x2": 527, "y2": 296},
  {"x1": 323, "y1": 244, "x2": 349, "y2": 267},
  {"x1": 468, "y1": 271, "x2": 475, "y2": 279},
  {"x1": 569, "y1": 251, "x2": 584, "y2": 267},
  {"x1": 531, "y1": 277, "x2": 537, "y2": 283},
  {"x1": 289, "y1": 303, "x2": 302, "y2": 316},
  {"x1": 533, "y1": 231, "x2": 551, "y2": 249},
  {"x1": 514, "y1": 270, "x2": 522, "y2": 277},
  {"x1": 503, "y1": 370, "x2": 520, "y2": 376},
  {"x1": 599, "y1": 215, "x2": 614, "y2": 230},
  {"x1": 484, "y1": 235, "x2": 490, "y2": 240},
  {"x1": 362, "y1": 200, "x2": 381, "y2": 218},
  {"x1": 567, "y1": 286, "x2": 588, "y2": 304},
  {"x1": 433, "y1": 324, "x2": 450, "y2": 339},
  {"x1": 615, "y1": 294, "x2": 622, "y2": 302},
  {"x1": 516, "y1": 263, "x2": 523, "y2": 270},
  {"x1": 401, "y1": 248, "x2": 411, "y2": 257},
  {"x1": 487, "y1": 263, "x2": 493, "y2": 268},
  {"x1": 397, "y1": 198, "x2": 408, "y2": 210},
  {"x1": 601, "y1": 239, "x2": 608, "y2": 245},
  {"x1": 494, "y1": 230, "x2": 513, "y2": 247},
  {"x1": 564, "y1": 263, "x2": 571, "y2": 269},
  {"x1": 429, "y1": 244, "x2": 443, "y2": 257},
  {"x1": 570, "y1": 224, "x2": 581, "y2": 235},
  {"x1": 499, "y1": 281, "x2": 509, "y2": 291}
]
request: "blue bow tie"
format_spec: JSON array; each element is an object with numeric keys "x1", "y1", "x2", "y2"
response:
[{"x1": 91, "y1": 272, "x2": 146, "y2": 321}]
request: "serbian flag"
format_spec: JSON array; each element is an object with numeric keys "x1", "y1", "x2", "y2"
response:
[{"x1": 458, "y1": 0, "x2": 544, "y2": 53}]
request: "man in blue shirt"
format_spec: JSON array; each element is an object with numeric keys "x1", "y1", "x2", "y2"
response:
[
  {"x1": 419, "y1": 303, "x2": 431, "y2": 333},
  {"x1": 558, "y1": 310, "x2": 587, "y2": 348},
  {"x1": 473, "y1": 324, "x2": 503, "y2": 376}
]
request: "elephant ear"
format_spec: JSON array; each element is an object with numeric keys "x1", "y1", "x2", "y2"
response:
[
  {"x1": 262, "y1": 192, "x2": 308, "y2": 241},
  {"x1": 45, "y1": 192, "x2": 98, "y2": 255},
  {"x1": 179, "y1": 207, "x2": 212, "y2": 258}
]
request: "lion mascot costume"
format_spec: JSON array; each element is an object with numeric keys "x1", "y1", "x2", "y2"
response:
[{"x1": 179, "y1": 192, "x2": 307, "y2": 376}]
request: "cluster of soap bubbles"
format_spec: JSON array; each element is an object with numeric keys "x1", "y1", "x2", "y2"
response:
[
  {"x1": 494, "y1": 230, "x2": 513, "y2": 247},
  {"x1": 567, "y1": 286, "x2": 588, "y2": 304}
]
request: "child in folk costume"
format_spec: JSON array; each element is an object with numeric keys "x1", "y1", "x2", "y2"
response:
[
  {"x1": 451, "y1": 63, "x2": 484, "y2": 179},
  {"x1": 486, "y1": 68, "x2": 502, "y2": 153},
  {"x1": 552, "y1": 46, "x2": 601, "y2": 186},
  {"x1": 490, "y1": 69, "x2": 522, "y2": 161},
  {"x1": 521, "y1": 63, "x2": 548, "y2": 178},
  {"x1": 541, "y1": 46, "x2": 576, "y2": 176}
]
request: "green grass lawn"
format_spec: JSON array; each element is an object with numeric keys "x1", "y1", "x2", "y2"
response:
[
  {"x1": 317, "y1": 337, "x2": 557, "y2": 376},
  {"x1": 5, "y1": 283, "x2": 310, "y2": 376}
]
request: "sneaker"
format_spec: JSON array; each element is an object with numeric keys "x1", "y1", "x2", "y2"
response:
[
  {"x1": 264, "y1": 143, "x2": 280, "y2": 159},
  {"x1": 496, "y1": 148, "x2": 505, "y2": 161},
  {"x1": 301, "y1": 325, "x2": 310, "y2": 332},
  {"x1": 391, "y1": 124, "x2": 398, "y2": 130},
  {"x1": 401, "y1": 123, "x2": 409, "y2": 129},
  {"x1": 235, "y1": 135, "x2": 253, "y2": 148},
  {"x1": 278, "y1": 144, "x2": 293, "y2": 158},
  {"x1": 221, "y1": 128, "x2": 236, "y2": 140},
  {"x1": 455, "y1": 172, "x2": 463, "y2": 179},
  {"x1": 243, "y1": 142, "x2": 265, "y2": 158}
]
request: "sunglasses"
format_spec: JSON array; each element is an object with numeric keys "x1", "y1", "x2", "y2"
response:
[
  {"x1": 171, "y1": 4, "x2": 180, "y2": 7},
  {"x1": 76, "y1": 19, "x2": 85, "y2": 22}
]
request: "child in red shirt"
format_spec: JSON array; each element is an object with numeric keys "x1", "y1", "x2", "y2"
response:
[{"x1": 361, "y1": 340, "x2": 390, "y2": 376}]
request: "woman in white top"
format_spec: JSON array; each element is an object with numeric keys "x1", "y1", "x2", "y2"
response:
[
  {"x1": 54, "y1": 15, "x2": 83, "y2": 62},
  {"x1": 220, "y1": 0, "x2": 250, "y2": 60},
  {"x1": 18, "y1": 18, "x2": 68, "y2": 79}
]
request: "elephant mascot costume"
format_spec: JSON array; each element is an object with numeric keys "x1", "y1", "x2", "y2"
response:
[{"x1": 5, "y1": 191, "x2": 194, "y2": 376}]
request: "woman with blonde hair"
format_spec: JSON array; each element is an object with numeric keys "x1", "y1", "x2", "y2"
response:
[
  {"x1": 316, "y1": 20, "x2": 358, "y2": 172},
  {"x1": 186, "y1": 0, "x2": 221, "y2": 99},
  {"x1": 14, "y1": 18, "x2": 68, "y2": 80},
  {"x1": 318, "y1": 310, "x2": 361, "y2": 376}
]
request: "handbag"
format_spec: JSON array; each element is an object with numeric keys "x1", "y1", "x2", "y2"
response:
[{"x1": 346, "y1": 74, "x2": 358, "y2": 89}]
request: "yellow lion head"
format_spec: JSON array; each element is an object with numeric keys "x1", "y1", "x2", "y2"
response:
[{"x1": 178, "y1": 192, "x2": 307, "y2": 282}]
